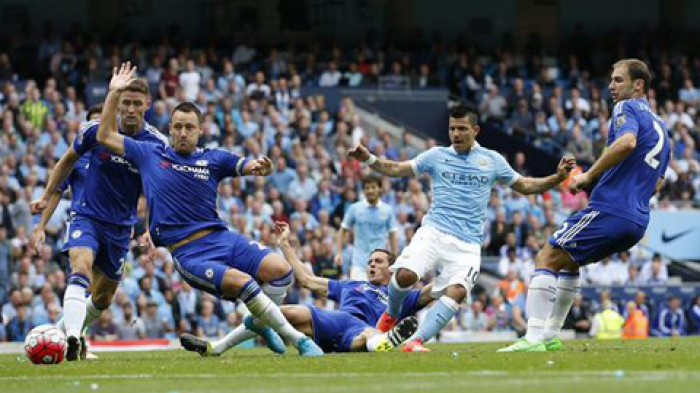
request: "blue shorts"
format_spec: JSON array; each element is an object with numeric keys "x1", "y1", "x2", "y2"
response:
[
  {"x1": 62, "y1": 215, "x2": 131, "y2": 281},
  {"x1": 548, "y1": 207, "x2": 646, "y2": 266},
  {"x1": 171, "y1": 230, "x2": 271, "y2": 297},
  {"x1": 309, "y1": 306, "x2": 370, "y2": 353}
]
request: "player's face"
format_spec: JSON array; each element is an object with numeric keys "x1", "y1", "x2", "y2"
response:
[
  {"x1": 367, "y1": 251, "x2": 391, "y2": 285},
  {"x1": 170, "y1": 111, "x2": 202, "y2": 154},
  {"x1": 449, "y1": 116, "x2": 479, "y2": 153},
  {"x1": 363, "y1": 181, "x2": 381, "y2": 204},
  {"x1": 119, "y1": 91, "x2": 150, "y2": 133},
  {"x1": 609, "y1": 65, "x2": 634, "y2": 103}
]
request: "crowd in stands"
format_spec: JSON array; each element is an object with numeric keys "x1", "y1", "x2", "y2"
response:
[{"x1": 1, "y1": 25, "x2": 700, "y2": 343}]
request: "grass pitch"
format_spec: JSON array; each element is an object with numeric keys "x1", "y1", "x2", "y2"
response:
[{"x1": 1, "y1": 338, "x2": 699, "y2": 393}]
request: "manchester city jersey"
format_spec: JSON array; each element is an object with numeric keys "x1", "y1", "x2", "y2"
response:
[
  {"x1": 123, "y1": 139, "x2": 250, "y2": 247},
  {"x1": 72, "y1": 121, "x2": 168, "y2": 227},
  {"x1": 341, "y1": 200, "x2": 397, "y2": 267},
  {"x1": 590, "y1": 98, "x2": 671, "y2": 226},
  {"x1": 410, "y1": 144, "x2": 520, "y2": 244}
]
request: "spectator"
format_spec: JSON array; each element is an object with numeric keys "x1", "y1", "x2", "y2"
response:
[
  {"x1": 6, "y1": 304, "x2": 33, "y2": 342},
  {"x1": 91, "y1": 309, "x2": 119, "y2": 342},
  {"x1": 589, "y1": 300, "x2": 625, "y2": 339},
  {"x1": 563, "y1": 294, "x2": 592, "y2": 337},
  {"x1": 461, "y1": 300, "x2": 488, "y2": 332},
  {"x1": 653, "y1": 297, "x2": 687, "y2": 337},
  {"x1": 623, "y1": 301, "x2": 649, "y2": 339},
  {"x1": 117, "y1": 302, "x2": 146, "y2": 341}
]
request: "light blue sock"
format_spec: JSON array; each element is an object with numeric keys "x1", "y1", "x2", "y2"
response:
[
  {"x1": 387, "y1": 275, "x2": 412, "y2": 318},
  {"x1": 414, "y1": 296, "x2": 459, "y2": 342}
]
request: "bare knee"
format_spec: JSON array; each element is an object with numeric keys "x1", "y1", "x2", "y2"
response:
[
  {"x1": 395, "y1": 268, "x2": 418, "y2": 288},
  {"x1": 221, "y1": 269, "x2": 254, "y2": 300},
  {"x1": 257, "y1": 254, "x2": 292, "y2": 283},
  {"x1": 90, "y1": 279, "x2": 118, "y2": 309},
  {"x1": 445, "y1": 285, "x2": 467, "y2": 304},
  {"x1": 535, "y1": 244, "x2": 578, "y2": 272},
  {"x1": 69, "y1": 248, "x2": 94, "y2": 278}
]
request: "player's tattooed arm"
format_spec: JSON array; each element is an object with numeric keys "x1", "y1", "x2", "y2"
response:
[
  {"x1": 348, "y1": 144, "x2": 414, "y2": 178},
  {"x1": 97, "y1": 62, "x2": 138, "y2": 156},
  {"x1": 274, "y1": 221, "x2": 330, "y2": 298},
  {"x1": 511, "y1": 155, "x2": 576, "y2": 194}
]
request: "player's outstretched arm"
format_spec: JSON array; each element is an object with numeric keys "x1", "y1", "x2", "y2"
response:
[
  {"x1": 274, "y1": 221, "x2": 330, "y2": 298},
  {"x1": 30, "y1": 191, "x2": 62, "y2": 253},
  {"x1": 31, "y1": 147, "x2": 81, "y2": 214},
  {"x1": 511, "y1": 155, "x2": 576, "y2": 195},
  {"x1": 348, "y1": 144, "x2": 414, "y2": 178},
  {"x1": 97, "y1": 62, "x2": 138, "y2": 156},
  {"x1": 242, "y1": 156, "x2": 274, "y2": 176},
  {"x1": 569, "y1": 133, "x2": 637, "y2": 194}
]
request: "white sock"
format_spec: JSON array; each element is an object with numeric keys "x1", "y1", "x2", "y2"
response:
[
  {"x1": 82, "y1": 296, "x2": 104, "y2": 332},
  {"x1": 55, "y1": 317, "x2": 65, "y2": 333},
  {"x1": 210, "y1": 325, "x2": 257, "y2": 355},
  {"x1": 543, "y1": 273, "x2": 580, "y2": 341},
  {"x1": 241, "y1": 281, "x2": 306, "y2": 346},
  {"x1": 366, "y1": 333, "x2": 388, "y2": 352},
  {"x1": 63, "y1": 274, "x2": 90, "y2": 338},
  {"x1": 524, "y1": 270, "x2": 558, "y2": 343}
]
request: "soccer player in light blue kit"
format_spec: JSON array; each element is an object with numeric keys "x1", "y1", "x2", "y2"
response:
[
  {"x1": 97, "y1": 63, "x2": 323, "y2": 357},
  {"x1": 499, "y1": 59, "x2": 671, "y2": 352},
  {"x1": 336, "y1": 175, "x2": 399, "y2": 280},
  {"x1": 32, "y1": 82, "x2": 168, "y2": 361},
  {"x1": 350, "y1": 104, "x2": 575, "y2": 352}
]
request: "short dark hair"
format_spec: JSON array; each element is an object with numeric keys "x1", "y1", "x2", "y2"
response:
[
  {"x1": 124, "y1": 77, "x2": 150, "y2": 96},
  {"x1": 86, "y1": 103, "x2": 103, "y2": 121},
  {"x1": 372, "y1": 248, "x2": 397, "y2": 265},
  {"x1": 449, "y1": 104, "x2": 479, "y2": 126},
  {"x1": 613, "y1": 58, "x2": 651, "y2": 93},
  {"x1": 362, "y1": 174, "x2": 382, "y2": 188},
  {"x1": 172, "y1": 101, "x2": 203, "y2": 124}
]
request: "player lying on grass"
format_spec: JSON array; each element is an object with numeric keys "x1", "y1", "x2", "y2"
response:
[
  {"x1": 96, "y1": 62, "x2": 323, "y2": 357},
  {"x1": 181, "y1": 222, "x2": 432, "y2": 355}
]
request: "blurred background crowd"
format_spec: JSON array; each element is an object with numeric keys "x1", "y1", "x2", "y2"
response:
[{"x1": 1, "y1": 22, "x2": 700, "y2": 344}]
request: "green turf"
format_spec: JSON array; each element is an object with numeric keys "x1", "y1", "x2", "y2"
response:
[{"x1": 1, "y1": 338, "x2": 699, "y2": 393}]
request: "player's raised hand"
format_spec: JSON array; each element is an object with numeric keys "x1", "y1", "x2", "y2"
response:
[
  {"x1": 247, "y1": 156, "x2": 274, "y2": 176},
  {"x1": 139, "y1": 231, "x2": 156, "y2": 260},
  {"x1": 30, "y1": 228, "x2": 46, "y2": 256},
  {"x1": 334, "y1": 254, "x2": 344, "y2": 268},
  {"x1": 568, "y1": 172, "x2": 592, "y2": 195},
  {"x1": 348, "y1": 144, "x2": 371, "y2": 162},
  {"x1": 273, "y1": 221, "x2": 291, "y2": 244},
  {"x1": 30, "y1": 197, "x2": 48, "y2": 214},
  {"x1": 557, "y1": 155, "x2": 576, "y2": 179},
  {"x1": 109, "y1": 61, "x2": 138, "y2": 92}
]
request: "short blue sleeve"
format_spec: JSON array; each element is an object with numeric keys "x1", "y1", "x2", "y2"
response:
[
  {"x1": 340, "y1": 204, "x2": 355, "y2": 229},
  {"x1": 123, "y1": 137, "x2": 156, "y2": 166},
  {"x1": 215, "y1": 149, "x2": 249, "y2": 180},
  {"x1": 398, "y1": 290, "x2": 422, "y2": 320},
  {"x1": 410, "y1": 147, "x2": 439, "y2": 176},
  {"x1": 614, "y1": 101, "x2": 640, "y2": 137},
  {"x1": 493, "y1": 152, "x2": 520, "y2": 186},
  {"x1": 327, "y1": 279, "x2": 344, "y2": 302},
  {"x1": 73, "y1": 121, "x2": 99, "y2": 155}
]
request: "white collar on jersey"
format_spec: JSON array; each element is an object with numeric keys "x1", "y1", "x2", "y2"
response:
[{"x1": 449, "y1": 141, "x2": 481, "y2": 155}]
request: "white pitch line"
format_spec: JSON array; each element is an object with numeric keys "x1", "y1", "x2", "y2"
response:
[{"x1": 2, "y1": 371, "x2": 700, "y2": 381}]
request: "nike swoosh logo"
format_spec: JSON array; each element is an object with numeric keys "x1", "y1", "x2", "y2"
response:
[{"x1": 661, "y1": 228, "x2": 695, "y2": 243}]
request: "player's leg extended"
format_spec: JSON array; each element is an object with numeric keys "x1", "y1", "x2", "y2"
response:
[
  {"x1": 498, "y1": 243, "x2": 578, "y2": 353},
  {"x1": 220, "y1": 268, "x2": 323, "y2": 357},
  {"x1": 64, "y1": 247, "x2": 95, "y2": 361},
  {"x1": 402, "y1": 284, "x2": 464, "y2": 353}
]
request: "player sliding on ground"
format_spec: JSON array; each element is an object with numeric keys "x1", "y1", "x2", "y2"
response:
[
  {"x1": 181, "y1": 221, "x2": 430, "y2": 355},
  {"x1": 351, "y1": 104, "x2": 576, "y2": 352},
  {"x1": 498, "y1": 59, "x2": 671, "y2": 352},
  {"x1": 96, "y1": 62, "x2": 323, "y2": 357}
]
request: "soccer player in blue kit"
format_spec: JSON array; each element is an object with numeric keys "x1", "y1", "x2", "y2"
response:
[
  {"x1": 499, "y1": 59, "x2": 671, "y2": 352},
  {"x1": 350, "y1": 104, "x2": 575, "y2": 352},
  {"x1": 181, "y1": 222, "x2": 426, "y2": 355},
  {"x1": 97, "y1": 63, "x2": 323, "y2": 357},
  {"x1": 32, "y1": 81, "x2": 168, "y2": 361}
]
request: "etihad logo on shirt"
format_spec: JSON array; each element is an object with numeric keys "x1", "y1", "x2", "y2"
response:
[
  {"x1": 441, "y1": 171, "x2": 489, "y2": 186},
  {"x1": 99, "y1": 152, "x2": 139, "y2": 174},
  {"x1": 160, "y1": 160, "x2": 210, "y2": 180}
]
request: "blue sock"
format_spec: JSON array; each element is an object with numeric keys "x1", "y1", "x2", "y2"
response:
[
  {"x1": 387, "y1": 275, "x2": 412, "y2": 318},
  {"x1": 414, "y1": 296, "x2": 459, "y2": 342}
]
